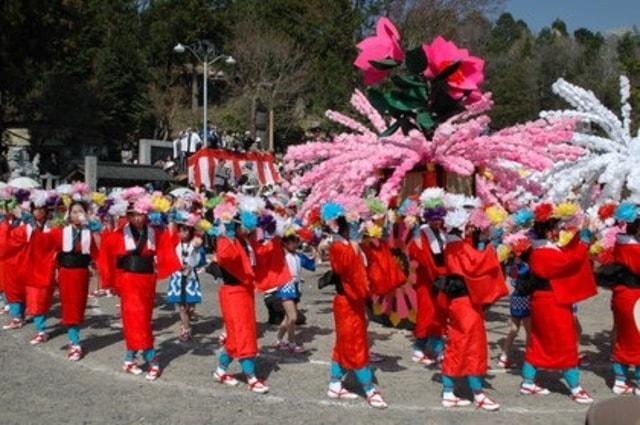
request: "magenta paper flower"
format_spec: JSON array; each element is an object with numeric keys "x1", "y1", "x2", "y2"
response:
[
  {"x1": 354, "y1": 17, "x2": 404, "y2": 86},
  {"x1": 423, "y1": 36, "x2": 485, "y2": 102}
]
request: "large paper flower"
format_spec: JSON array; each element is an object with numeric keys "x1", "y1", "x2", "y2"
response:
[
  {"x1": 422, "y1": 36, "x2": 485, "y2": 101},
  {"x1": 354, "y1": 17, "x2": 404, "y2": 85}
]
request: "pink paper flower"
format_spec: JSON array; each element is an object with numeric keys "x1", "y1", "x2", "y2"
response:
[
  {"x1": 354, "y1": 17, "x2": 404, "y2": 85},
  {"x1": 214, "y1": 202, "x2": 238, "y2": 223},
  {"x1": 422, "y1": 36, "x2": 485, "y2": 102}
]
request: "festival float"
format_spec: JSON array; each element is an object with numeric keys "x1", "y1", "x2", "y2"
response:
[{"x1": 284, "y1": 17, "x2": 584, "y2": 328}]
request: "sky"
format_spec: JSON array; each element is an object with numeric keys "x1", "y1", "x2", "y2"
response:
[{"x1": 505, "y1": 0, "x2": 640, "y2": 34}]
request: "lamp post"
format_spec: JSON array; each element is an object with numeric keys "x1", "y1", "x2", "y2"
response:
[{"x1": 174, "y1": 40, "x2": 235, "y2": 145}]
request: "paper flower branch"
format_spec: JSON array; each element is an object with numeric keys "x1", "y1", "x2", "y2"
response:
[{"x1": 539, "y1": 76, "x2": 640, "y2": 203}]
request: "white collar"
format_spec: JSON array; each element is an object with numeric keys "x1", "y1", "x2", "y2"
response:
[
  {"x1": 62, "y1": 225, "x2": 91, "y2": 254},
  {"x1": 422, "y1": 226, "x2": 446, "y2": 254},
  {"x1": 123, "y1": 224, "x2": 156, "y2": 251}
]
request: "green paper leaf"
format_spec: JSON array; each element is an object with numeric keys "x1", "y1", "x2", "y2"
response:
[
  {"x1": 367, "y1": 88, "x2": 390, "y2": 114},
  {"x1": 381, "y1": 121, "x2": 401, "y2": 137},
  {"x1": 405, "y1": 47, "x2": 428, "y2": 75},
  {"x1": 370, "y1": 58, "x2": 401, "y2": 70},
  {"x1": 406, "y1": 85, "x2": 429, "y2": 102},
  {"x1": 416, "y1": 112, "x2": 435, "y2": 130},
  {"x1": 391, "y1": 74, "x2": 426, "y2": 88},
  {"x1": 384, "y1": 91, "x2": 413, "y2": 112}
]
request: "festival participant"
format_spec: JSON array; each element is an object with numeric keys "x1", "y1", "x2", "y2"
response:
[
  {"x1": 360, "y1": 199, "x2": 407, "y2": 298},
  {"x1": 596, "y1": 202, "x2": 640, "y2": 395},
  {"x1": 97, "y1": 188, "x2": 180, "y2": 381},
  {"x1": 497, "y1": 230, "x2": 533, "y2": 369},
  {"x1": 48, "y1": 200, "x2": 100, "y2": 360},
  {"x1": 212, "y1": 197, "x2": 269, "y2": 394},
  {"x1": 272, "y1": 225, "x2": 316, "y2": 353},
  {"x1": 1, "y1": 190, "x2": 34, "y2": 330},
  {"x1": 406, "y1": 188, "x2": 448, "y2": 365},
  {"x1": 438, "y1": 205, "x2": 507, "y2": 411},
  {"x1": 519, "y1": 201, "x2": 597, "y2": 404},
  {"x1": 166, "y1": 214, "x2": 204, "y2": 342},
  {"x1": 7, "y1": 191, "x2": 59, "y2": 344},
  {"x1": 0, "y1": 205, "x2": 14, "y2": 317},
  {"x1": 322, "y1": 202, "x2": 388, "y2": 409}
]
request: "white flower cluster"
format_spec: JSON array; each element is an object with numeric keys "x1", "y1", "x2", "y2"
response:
[{"x1": 538, "y1": 76, "x2": 640, "y2": 203}]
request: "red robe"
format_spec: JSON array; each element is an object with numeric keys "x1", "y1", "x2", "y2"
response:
[
  {"x1": 98, "y1": 225, "x2": 179, "y2": 350},
  {"x1": 360, "y1": 239, "x2": 407, "y2": 296},
  {"x1": 50, "y1": 226, "x2": 99, "y2": 326},
  {"x1": 525, "y1": 240, "x2": 596, "y2": 369},
  {"x1": 0, "y1": 221, "x2": 29, "y2": 305},
  {"x1": 407, "y1": 231, "x2": 448, "y2": 340},
  {"x1": 329, "y1": 239, "x2": 370, "y2": 369},
  {"x1": 216, "y1": 235, "x2": 258, "y2": 359},
  {"x1": 611, "y1": 242, "x2": 640, "y2": 365},
  {"x1": 441, "y1": 239, "x2": 507, "y2": 377},
  {"x1": 8, "y1": 223, "x2": 58, "y2": 316},
  {"x1": 251, "y1": 238, "x2": 292, "y2": 293}
]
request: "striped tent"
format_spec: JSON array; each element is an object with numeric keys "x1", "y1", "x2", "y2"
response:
[{"x1": 188, "y1": 148, "x2": 281, "y2": 189}]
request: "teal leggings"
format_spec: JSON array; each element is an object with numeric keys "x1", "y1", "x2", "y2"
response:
[
  {"x1": 125, "y1": 349, "x2": 159, "y2": 366},
  {"x1": 67, "y1": 326, "x2": 81, "y2": 345},
  {"x1": 218, "y1": 348, "x2": 256, "y2": 378},
  {"x1": 522, "y1": 361, "x2": 580, "y2": 389},
  {"x1": 8, "y1": 302, "x2": 24, "y2": 319},
  {"x1": 33, "y1": 315, "x2": 47, "y2": 332},
  {"x1": 442, "y1": 375, "x2": 483, "y2": 393},
  {"x1": 414, "y1": 337, "x2": 444, "y2": 355},
  {"x1": 613, "y1": 362, "x2": 640, "y2": 382},
  {"x1": 330, "y1": 361, "x2": 374, "y2": 392}
]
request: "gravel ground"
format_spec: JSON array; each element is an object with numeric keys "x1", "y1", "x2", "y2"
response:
[{"x1": 0, "y1": 264, "x2": 631, "y2": 425}]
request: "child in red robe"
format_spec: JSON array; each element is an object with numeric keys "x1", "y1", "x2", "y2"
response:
[
  {"x1": 212, "y1": 202, "x2": 269, "y2": 394},
  {"x1": 4, "y1": 192, "x2": 58, "y2": 344},
  {"x1": 438, "y1": 207, "x2": 507, "y2": 411},
  {"x1": 322, "y1": 203, "x2": 387, "y2": 409},
  {"x1": 98, "y1": 195, "x2": 179, "y2": 381},
  {"x1": 597, "y1": 203, "x2": 640, "y2": 395},
  {"x1": 520, "y1": 202, "x2": 597, "y2": 404},
  {"x1": 406, "y1": 190, "x2": 449, "y2": 365},
  {"x1": 49, "y1": 200, "x2": 99, "y2": 360}
]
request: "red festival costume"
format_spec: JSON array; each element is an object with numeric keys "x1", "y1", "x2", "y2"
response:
[
  {"x1": 98, "y1": 224, "x2": 179, "y2": 351},
  {"x1": 525, "y1": 239, "x2": 597, "y2": 370},
  {"x1": 442, "y1": 237, "x2": 507, "y2": 378},
  {"x1": 329, "y1": 239, "x2": 370, "y2": 370},
  {"x1": 216, "y1": 235, "x2": 259, "y2": 359},
  {"x1": 407, "y1": 229, "x2": 448, "y2": 343}
]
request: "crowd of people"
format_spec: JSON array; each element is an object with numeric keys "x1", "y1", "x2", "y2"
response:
[{"x1": 0, "y1": 181, "x2": 639, "y2": 411}]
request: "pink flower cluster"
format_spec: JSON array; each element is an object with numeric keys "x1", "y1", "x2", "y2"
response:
[{"x1": 285, "y1": 90, "x2": 582, "y2": 215}]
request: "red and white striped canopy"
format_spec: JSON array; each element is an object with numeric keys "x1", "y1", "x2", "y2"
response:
[{"x1": 187, "y1": 148, "x2": 281, "y2": 189}]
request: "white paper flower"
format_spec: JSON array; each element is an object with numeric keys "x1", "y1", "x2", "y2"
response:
[{"x1": 540, "y1": 76, "x2": 640, "y2": 203}]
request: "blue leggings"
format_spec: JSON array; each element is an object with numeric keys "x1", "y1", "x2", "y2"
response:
[
  {"x1": 330, "y1": 361, "x2": 374, "y2": 393},
  {"x1": 8, "y1": 302, "x2": 24, "y2": 319},
  {"x1": 613, "y1": 362, "x2": 640, "y2": 382},
  {"x1": 414, "y1": 336, "x2": 445, "y2": 355},
  {"x1": 67, "y1": 326, "x2": 81, "y2": 345},
  {"x1": 33, "y1": 315, "x2": 47, "y2": 332},
  {"x1": 218, "y1": 348, "x2": 256, "y2": 378},
  {"x1": 125, "y1": 348, "x2": 159, "y2": 366},
  {"x1": 522, "y1": 361, "x2": 580, "y2": 389},
  {"x1": 442, "y1": 375, "x2": 483, "y2": 393}
]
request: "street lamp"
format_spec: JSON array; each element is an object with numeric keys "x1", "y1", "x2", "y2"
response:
[{"x1": 173, "y1": 40, "x2": 235, "y2": 145}]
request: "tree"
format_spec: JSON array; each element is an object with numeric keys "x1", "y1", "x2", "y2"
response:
[{"x1": 229, "y1": 19, "x2": 312, "y2": 148}]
